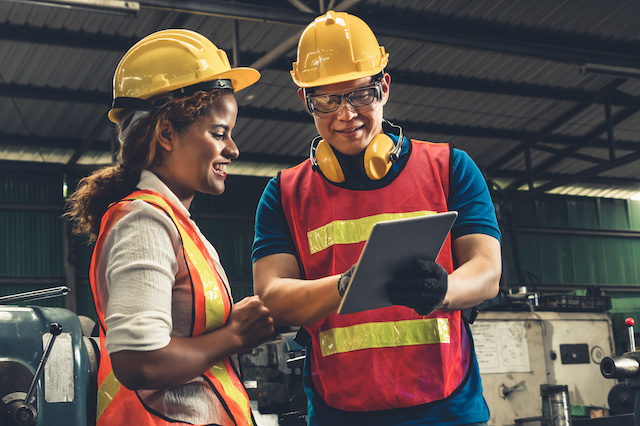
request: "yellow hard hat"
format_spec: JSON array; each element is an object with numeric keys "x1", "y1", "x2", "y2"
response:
[
  {"x1": 108, "y1": 29, "x2": 260, "y2": 123},
  {"x1": 291, "y1": 10, "x2": 388, "y2": 88}
]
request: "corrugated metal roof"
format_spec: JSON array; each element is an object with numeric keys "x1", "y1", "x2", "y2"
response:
[{"x1": 1, "y1": 0, "x2": 640, "y2": 201}]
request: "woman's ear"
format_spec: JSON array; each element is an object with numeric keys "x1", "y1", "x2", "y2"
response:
[{"x1": 156, "y1": 118, "x2": 174, "y2": 152}]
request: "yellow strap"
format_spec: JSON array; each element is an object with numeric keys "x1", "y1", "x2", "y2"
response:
[
  {"x1": 129, "y1": 193, "x2": 225, "y2": 331},
  {"x1": 319, "y1": 318, "x2": 450, "y2": 357},
  {"x1": 210, "y1": 362, "x2": 254, "y2": 425},
  {"x1": 96, "y1": 370, "x2": 121, "y2": 421},
  {"x1": 307, "y1": 211, "x2": 435, "y2": 254}
]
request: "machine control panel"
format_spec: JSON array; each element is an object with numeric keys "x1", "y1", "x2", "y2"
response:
[{"x1": 559, "y1": 343, "x2": 590, "y2": 364}]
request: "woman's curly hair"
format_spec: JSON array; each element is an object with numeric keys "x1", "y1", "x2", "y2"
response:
[{"x1": 65, "y1": 89, "x2": 229, "y2": 240}]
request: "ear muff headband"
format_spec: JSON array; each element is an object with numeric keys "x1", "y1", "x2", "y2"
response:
[{"x1": 310, "y1": 119, "x2": 404, "y2": 183}]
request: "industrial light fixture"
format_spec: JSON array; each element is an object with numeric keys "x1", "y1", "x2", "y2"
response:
[
  {"x1": 5, "y1": 0, "x2": 139, "y2": 16},
  {"x1": 580, "y1": 63, "x2": 640, "y2": 80}
]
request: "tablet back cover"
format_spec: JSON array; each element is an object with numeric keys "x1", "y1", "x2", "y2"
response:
[{"x1": 337, "y1": 211, "x2": 457, "y2": 315}]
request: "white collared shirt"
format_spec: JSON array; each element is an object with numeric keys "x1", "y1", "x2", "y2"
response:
[{"x1": 96, "y1": 170, "x2": 232, "y2": 354}]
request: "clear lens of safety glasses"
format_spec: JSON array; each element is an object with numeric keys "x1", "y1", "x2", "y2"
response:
[{"x1": 308, "y1": 82, "x2": 382, "y2": 114}]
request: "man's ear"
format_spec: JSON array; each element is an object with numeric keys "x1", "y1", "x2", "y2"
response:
[
  {"x1": 156, "y1": 118, "x2": 174, "y2": 152},
  {"x1": 297, "y1": 87, "x2": 306, "y2": 102},
  {"x1": 380, "y1": 73, "x2": 391, "y2": 106}
]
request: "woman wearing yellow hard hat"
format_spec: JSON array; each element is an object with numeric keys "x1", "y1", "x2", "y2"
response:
[
  {"x1": 66, "y1": 29, "x2": 274, "y2": 426},
  {"x1": 253, "y1": 10, "x2": 501, "y2": 426}
]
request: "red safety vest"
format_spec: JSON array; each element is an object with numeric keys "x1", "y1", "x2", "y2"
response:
[
  {"x1": 280, "y1": 141, "x2": 471, "y2": 411},
  {"x1": 90, "y1": 190, "x2": 254, "y2": 426}
]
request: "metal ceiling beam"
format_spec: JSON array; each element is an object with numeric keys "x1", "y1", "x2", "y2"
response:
[
  {"x1": 0, "y1": 22, "x2": 136, "y2": 50},
  {"x1": 510, "y1": 148, "x2": 640, "y2": 203},
  {"x1": 136, "y1": 0, "x2": 640, "y2": 68},
  {"x1": 372, "y1": 17, "x2": 640, "y2": 70},
  {"x1": 5, "y1": 61, "x2": 640, "y2": 110},
  {"x1": 2, "y1": 19, "x2": 639, "y2": 108},
  {"x1": 490, "y1": 169, "x2": 640, "y2": 186},
  {"x1": 3, "y1": 0, "x2": 140, "y2": 14},
  {"x1": 487, "y1": 79, "x2": 628, "y2": 175},
  {"x1": 0, "y1": 82, "x2": 111, "y2": 103},
  {"x1": 391, "y1": 70, "x2": 640, "y2": 108},
  {"x1": 3, "y1": 1, "x2": 640, "y2": 68},
  {"x1": 286, "y1": 0, "x2": 314, "y2": 13},
  {"x1": 2, "y1": 152, "x2": 637, "y2": 190},
  {"x1": 2, "y1": 107, "x2": 640, "y2": 153},
  {"x1": 0, "y1": 133, "x2": 90, "y2": 150},
  {"x1": 139, "y1": 0, "x2": 316, "y2": 25},
  {"x1": 530, "y1": 145, "x2": 606, "y2": 166},
  {"x1": 542, "y1": 134, "x2": 639, "y2": 151},
  {"x1": 506, "y1": 107, "x2": 639, "y2": 191}
]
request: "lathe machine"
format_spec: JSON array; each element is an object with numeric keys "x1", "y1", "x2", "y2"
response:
[{"x1": 0, "y1": 286, "x2": 98, "y2": 426}]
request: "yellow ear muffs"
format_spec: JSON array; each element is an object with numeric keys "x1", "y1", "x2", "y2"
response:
[
  {"x1": 363, "y1": 133, "x2": 395, "y2": 180},
  {"x1": 310, "y1": 123, "x2": 402, "y2": 183},
  {"x1": 315, "y1": 139, "x2": 346, "y2": 183}
]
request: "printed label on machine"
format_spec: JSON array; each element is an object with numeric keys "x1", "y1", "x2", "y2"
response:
[
  {"x1": 470, "y1": 321, "x2": 531, "y2": 374},
  {"x1": 43, "y1": 332, "x2": 75, "y2": 402}
]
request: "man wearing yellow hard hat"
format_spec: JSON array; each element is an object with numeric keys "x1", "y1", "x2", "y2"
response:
[{"x1": 252, "y1": 11, "x2": 501, "y2": 426}]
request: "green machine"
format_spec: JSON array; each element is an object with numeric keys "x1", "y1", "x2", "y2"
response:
[{"x1": 0, "y1": 287, "x2": 98, "y2": 426}]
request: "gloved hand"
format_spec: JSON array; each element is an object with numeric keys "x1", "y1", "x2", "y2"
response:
[
  {"x1": 337, "y1": 264, "x2": 356, "y2": 297},
  {"x1": 386, "y1": 259, "x2": 448, "y2": 315}
]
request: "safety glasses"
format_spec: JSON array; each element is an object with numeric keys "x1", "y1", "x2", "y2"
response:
[{"x1": 306, "y1": 81, "x2": 383, "y2": 115}]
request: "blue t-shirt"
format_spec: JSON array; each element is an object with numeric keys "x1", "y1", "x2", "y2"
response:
[{"x1": 251, "y1": 136, "x2": 500, "y2": 425}]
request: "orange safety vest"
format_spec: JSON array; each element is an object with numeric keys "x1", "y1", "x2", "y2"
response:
[
  {"x1": 90, "y1": 190, "x2": 254, "y2": 426},
  {"x1": 279, "y1": 141, "x2": 471, "y2": 412}
]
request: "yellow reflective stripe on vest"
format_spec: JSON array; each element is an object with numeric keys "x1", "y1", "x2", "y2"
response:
[
  {"x1": 129, "y1": 193, "x2": 225, "y2": 332},
  {"x1": 307, "y1": 211, "x2": 435, "y2": 254},
  {"x1": 319, "y1": 318, "x2": 450, "y2": 357},
  {"x1": 210, "y1": 361, "x2": 253, "y2": 424},
  {"x1": 96, "y1": 370, "x2": 121, "y2": 421}
]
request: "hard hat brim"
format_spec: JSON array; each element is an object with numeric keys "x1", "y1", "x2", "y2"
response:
[
  {"x1": 291, "y1": 68, "x2": 386, "y2": 88},
  {"x1": 108, "y1": 67, "x2": 260, "y2": 123}
]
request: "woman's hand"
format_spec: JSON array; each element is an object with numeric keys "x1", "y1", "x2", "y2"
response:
[{"x1": 225, "y1": 295, "x2": 275, "y2": 353}]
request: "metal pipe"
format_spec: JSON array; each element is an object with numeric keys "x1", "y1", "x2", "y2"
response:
[
  {"x1": 601, "y1": 356, "x2": 640, "y2": 379},
  {"x1": 0, "y1": 286, "x2": 70, "y2": 305},
  {"x1": 627, "y1": 318, "x2": 637, "y2": 352},
  {"x1": 581, "y1": 63, "x2": 640, "y2": 80},
  {"x1": 548, "y1": 390, "x2": 573, "y2": 426}
]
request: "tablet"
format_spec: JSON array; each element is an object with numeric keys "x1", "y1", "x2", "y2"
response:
[{"x1": 337, "y1": 211, "x2": 458, "y2": 315}]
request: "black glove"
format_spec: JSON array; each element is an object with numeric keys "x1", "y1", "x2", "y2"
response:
[
  {"x1": 386, "y1": 259, "x2": 448, "y2": 315},
  {"x1": 337, "y1": 264, "x2": 356, "y2": 297}
]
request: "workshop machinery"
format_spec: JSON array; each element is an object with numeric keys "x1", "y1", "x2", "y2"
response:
[
  {"x1": 471, "y1": 310, "x2": 619, "y2": 425},
  {"x1": 239, "y1": 329, "x2": 307, "y2": 426},
  {"x1": 600, "y1": 317, "x2": 640, "y2": 426},
  {"x1": 5, "y1": 284, "x2": 639, "y2": 426},
  {"x1": 0, "y1": 286, "x2": 98, "y2": 426},
  {"x1": 0, "y1": 286, "x2": 307, "y2": 426}
]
